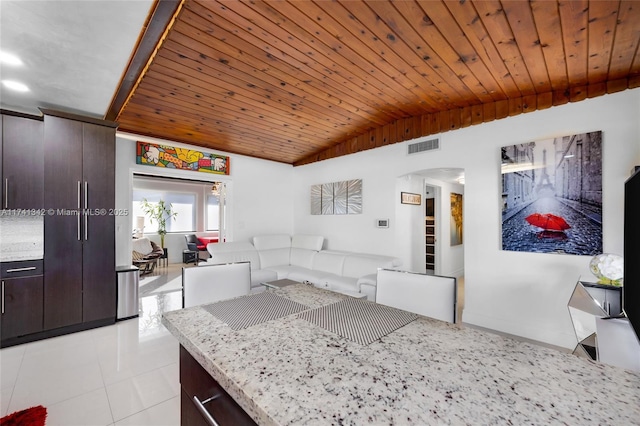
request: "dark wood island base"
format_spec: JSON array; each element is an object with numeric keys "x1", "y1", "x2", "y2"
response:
[{"x1": 180, "y1": 345, "x2": 257, "y2": 426}]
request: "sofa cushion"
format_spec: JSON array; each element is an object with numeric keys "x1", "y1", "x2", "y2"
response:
[
  {"x1": 253, "y1": 234, "x2": 291, "y2": 268},
  {"x1": 207, "y1": 241, "x2": 261, "y2": 270},
  {"x1": 263, "y1": 264, "x2": 300, "y2": 279},
  {"x1": 289, "y1": 235, "x2": 323, "y2": 269},
  {"x1": 289, "y1": 248, "x2": 318, "y2": 269},
  {"x1": 252, "y1": 234, "x2": 291, "y2": 250},
  {"x1": 311, "y1": 251, "x2": 347, "y2": 275},
  {"x1": 291, "y1": 235, "x2": 324, "y2": 251},
  {"x1": 257, "y1": 248, "x2": 290, "y2": 269},
  {"x1": 342, "y1": 253, "x2": 400, "y2": 279},
  {"x1": 287, "y1": 269, "x2": 333, "y2": 287}
]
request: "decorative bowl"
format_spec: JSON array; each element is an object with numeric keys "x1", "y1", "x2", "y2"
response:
[{"x1": 589, "y1": 253, "x2": 623, "y2": 286}]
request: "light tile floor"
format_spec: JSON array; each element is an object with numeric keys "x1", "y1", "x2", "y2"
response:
[{"x1": 0, "y1": 265, "x2": 185, "y2": 426}]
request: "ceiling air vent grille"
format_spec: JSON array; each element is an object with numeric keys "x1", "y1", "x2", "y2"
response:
[{"x1": 407, "y1": 138, "x2": 440, "y2": 155}]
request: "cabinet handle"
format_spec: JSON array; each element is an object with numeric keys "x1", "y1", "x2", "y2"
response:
[
  {"x1": 4, "y1": 178, "x2": 8, "y2": 209},
  {"x1": 5, "y1": 266, "x2": 37, "y2": 273},
  {"x1": 193, "y1": 394, "x2": 221, "y2": 426},
  {"x1": 1, "y1": 281, "x2": 4, "y2": 314},
  {"x1": 77, "y1": 181, "x2": 82, "y2": 241},
  {"x1": 84, "y1": 181, "x2": 88, "y2": 240}
]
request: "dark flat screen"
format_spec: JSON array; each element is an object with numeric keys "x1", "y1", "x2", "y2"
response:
[{"x1": 624, "y1": 169, "x2": 640, "y2": 340}]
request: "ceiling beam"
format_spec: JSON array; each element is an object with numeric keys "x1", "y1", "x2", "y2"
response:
[{"x1": 105, "y1": 0, "x2": 183, "y2": 122}]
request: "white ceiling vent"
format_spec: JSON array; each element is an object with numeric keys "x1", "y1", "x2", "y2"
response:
[{"x1": 407, "y1": 138, "x2": 440, "y2": 155}]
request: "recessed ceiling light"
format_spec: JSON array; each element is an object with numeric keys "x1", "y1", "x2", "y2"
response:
[
  {"x1": 0, "y1": 51, "x2": 23, "y2": 66},
  {"x1": 2, "y1": 80, "x2": 30, "y2": 92}
]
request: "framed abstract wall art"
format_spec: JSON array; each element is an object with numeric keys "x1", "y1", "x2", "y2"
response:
[
  {"x1": 136, "y1": 141, "x2": 230, "y2": 175},
  {"x1": 311, "y1": 179, "x2": 362, "y2": 215},
  {"x1": 500, "y1": 131, "x2": 602, "y2": 255}
]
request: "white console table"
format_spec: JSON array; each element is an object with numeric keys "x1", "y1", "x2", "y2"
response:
[
  {"x1": 568, "y1": 279, "x2": 640, "y2": 371},
  {"x1": 596, "y1": 317, "x2": 640, "y2": 372}
]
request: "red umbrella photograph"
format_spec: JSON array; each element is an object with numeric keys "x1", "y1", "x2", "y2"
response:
[
  {"x1": 501, "y1": 131, "x2": 602, "y2": 255},
  {"x1": 525, "y1": 213, "x2": 571, "y2": 232}
]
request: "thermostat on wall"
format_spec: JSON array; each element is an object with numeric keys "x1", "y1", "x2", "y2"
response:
[{"x1": 376, "y1": 219, "x2": 389, "y2": 228}]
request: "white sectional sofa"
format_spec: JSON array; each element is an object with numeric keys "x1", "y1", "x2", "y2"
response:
[{"x1": 205, "y1": 234, "x2": 401, "y2": 301}]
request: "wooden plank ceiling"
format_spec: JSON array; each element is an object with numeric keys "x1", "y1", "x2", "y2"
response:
[{"x1": 109, "y1": 0, "x2": 640, "y2": 166}]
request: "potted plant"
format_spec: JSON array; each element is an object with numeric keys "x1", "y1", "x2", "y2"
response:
[{"x1": 140, "y1": 198, "x2": 177, "y2": 248}]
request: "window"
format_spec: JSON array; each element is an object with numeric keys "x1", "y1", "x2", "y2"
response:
[
  {"x1": 164, "y1": 193, "x2": 196, "y2": 232},
  {"x1": 132, "y1": 191, "x2": 159, "y2": 234},
  {"x1": 207, "y1": 195, "x2": 220, "y2": 231},
  {"x1": 132, "y1": 175, "x2": 224, "y2": 235},
  {"x1": 132, "y1": 190, "x2": 196, "y2": 233}
]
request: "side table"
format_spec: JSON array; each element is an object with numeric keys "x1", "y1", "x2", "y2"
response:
[
  {"x1": 158, "y1": 248, "x2": 168, "y2": 267},
  {"x1": 568, "y1": 279, "x2": 623, "y2": 361},
  {"x1": 261, "y1": 278, "x2": 299, "y2": 289}
]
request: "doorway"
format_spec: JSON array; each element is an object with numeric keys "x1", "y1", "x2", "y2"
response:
[{"x1": 419, "y1": 169, "x2": 465, "y2": 322}]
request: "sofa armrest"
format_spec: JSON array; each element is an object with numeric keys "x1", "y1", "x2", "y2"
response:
[
  {"x1": 357, "y1": 273, "x2": 377, "y2": 289},
  {"x1": 356, "y1": 273, "x2": 378, "y2": 302}
]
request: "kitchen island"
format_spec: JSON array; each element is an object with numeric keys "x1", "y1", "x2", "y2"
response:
[{"x1": 162, "y1": 284, "x2": 640, "y2": 425}]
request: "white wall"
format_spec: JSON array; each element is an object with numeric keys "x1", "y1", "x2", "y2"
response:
[
  {"x1": 114, "y1": 134, "x2": 294, "y2": 266},
  {"x1": 394, "y1": 174, "x2": 425, "y2": 273},
  {"x1": 292, "y1": 88, "x2": 640, "y2": 349}
]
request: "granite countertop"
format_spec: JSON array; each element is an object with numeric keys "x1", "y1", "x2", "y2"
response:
[
  {"x1": 162, "y1": 284, "x2": 640, "y2": 426},
  {"x1": 0, "y1": 215, "x2": 44, "y2": 262}
]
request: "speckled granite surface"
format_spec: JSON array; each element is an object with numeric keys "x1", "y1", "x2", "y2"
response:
[
  {"x1": 0, "y1": 216, "x2": 44, "y2": 262},
  {"x1": 162, "y1": 284, "x2": 640, "y2": 426}
]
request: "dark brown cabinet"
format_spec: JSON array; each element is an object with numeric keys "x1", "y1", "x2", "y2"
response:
[
  {"x1": 1, "y1": 260, "x2": 44, "y2": 340},
  {"x1": 42, "y1": 110, "x2": 117, "y2": 331},
  {"x1": 82, "y1": 123, "x2": 117, "y2": 323},
  {"x1": 1, "y1": 112, "x2": 44, "y2": 209},
  {"x1": 180, "y1": 345, "x2": 256, "y2": 426}
]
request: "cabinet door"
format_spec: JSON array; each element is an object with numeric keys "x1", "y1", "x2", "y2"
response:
[
  {"x1": 82, "y1": 123, "x2": 116, "y2": 322},
  {"x1": 43, "y1": 115, "x2": 83, "y2": 329},
  {"x1": 1, "y1": 276, "x2": 44, "y2": 339},
  {"x1": 2, "y1": 114, "x2": 44, "y2": 209},
  {"x1": 43, "y1": 214, "x2": 83, "y2": 329},
  {"x1": 43, "y1": 115, "x2": 83, "y2": 209}
]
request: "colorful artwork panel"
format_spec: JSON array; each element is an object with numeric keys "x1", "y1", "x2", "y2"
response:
[{"x1": 136, "y1": 141, "x2": 230, "y2": 175}]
